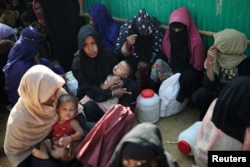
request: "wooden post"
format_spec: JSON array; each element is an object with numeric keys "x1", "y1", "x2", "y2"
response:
[{"x1": 84, "y1": 13, "x2": 250, "y2": 45}]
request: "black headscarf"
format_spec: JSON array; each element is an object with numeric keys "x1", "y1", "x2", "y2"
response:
[
  {"x1": 110, "y1": 123, "x2": 171, "y2": 167},
  {"x1": 77, "y1": 25, "x2": 110, "y2": 84},
  {"x1": 72, "y1": 25, "x2": 118, "y2": 100},
  {"x1": 169, "y1": 22, "x2": 190, "y2": 73},
  {"x1": 212, "y1": 76, "x2": 250, "y2": 143}
]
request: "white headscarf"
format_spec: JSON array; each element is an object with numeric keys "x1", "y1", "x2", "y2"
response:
[
  {"x1": 4, "y1": 65, "x2": 66, "y2": 166},
  {"x1": 0, "y1": 23, "x2": 16, "y2": 40}
]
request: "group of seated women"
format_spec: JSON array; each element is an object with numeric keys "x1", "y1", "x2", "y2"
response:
[{"x1": 2, "y1": 2, "x2": 250, "y2": 167}]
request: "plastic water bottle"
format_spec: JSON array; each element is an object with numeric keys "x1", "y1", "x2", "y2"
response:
[
  {"x1": 177, "y1": 121, "x2": 202, "y2": 156},
  {"x1": 137, "y1": 89, "x2": 160, "y2": 123}
]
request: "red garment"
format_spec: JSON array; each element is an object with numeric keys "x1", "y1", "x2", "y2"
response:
[
  {"x1": 52, "y1": 120, "x2": 73, "y2": 148},
  {"x1": 76, "y1": 104, "x2": 135, "y2": 167}
]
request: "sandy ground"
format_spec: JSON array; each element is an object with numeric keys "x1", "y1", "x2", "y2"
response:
[{"x1": 0, "y1": 104, "x2": 200, "y2": 167}]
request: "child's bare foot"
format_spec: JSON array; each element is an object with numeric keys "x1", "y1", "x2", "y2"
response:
[{"x1": 32, "y1": 141, "x2": 49, "y2": 159}]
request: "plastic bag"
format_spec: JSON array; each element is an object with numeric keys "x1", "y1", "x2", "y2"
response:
[
  {"x1": 65, "y1": 71, "x2": 78, "y2": 96},
  {"x1": 159, "y1": 73, "x2": 188, "y2": 117}
]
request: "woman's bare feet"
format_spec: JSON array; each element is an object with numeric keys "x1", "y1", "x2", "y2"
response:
[{"x1": 32, "y1": 141, "x2": 49, "y2": 159}]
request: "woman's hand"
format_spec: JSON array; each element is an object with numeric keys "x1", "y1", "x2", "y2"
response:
[
  {"x1": 110, "y1": 79, "x2": 124, "y2": 90},
  {"x1": 207, "y1": 46, "x2": 218, "y2": 64},
  {"x1": 243, "y1": 127, "x2": 250, "y2": 150},
  {"x1": 126, "y1": 34, "x2": 137, "y2": 46},
  {"x1": 112, "y1": 88, "x2": 132, "y2": 98}
]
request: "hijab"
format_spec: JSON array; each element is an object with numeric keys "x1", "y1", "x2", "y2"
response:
[
  {"x1": 0, "y1": 23, "x2": 16, "y2": 40},
  {"x1": 116, "y1": 9, "x2": 163, "y2": 61},
  {"x1": 3, "y1": 26, "x2": 41, "y2": 104},
  {"x1": 32, "y1": 0, "x2": 46, "y2": 27},
  {"x1": 162, "y1": 7, "x2": 205, "y2": 72},
  {"x1": 3, "y1": 25, "x2": 41, "y2": 72},
  {"x1": 212, "y1": 76, "x2": 250, "y2": 143},
  {"x1": 110, "y1": 123, "x2": 170, "y2": 167},
  {"x1": 4, "y1": 65, "x2": 66, "y2": 166},
  {"x1": 132, "y1": 9, "x2": 161, "y2": 61},
  {"x1": 77, "y1": 25, "x2": 104, "y2": 84},
  {"x1": 88, "y1": 3, "x2": 119, "y2": 51},
  {"x1": 122, "y1": 142, "x2": 157, "y2": 166},
  {"x1": 204, "y1": 29, "x2": 247, "y2": 83}
]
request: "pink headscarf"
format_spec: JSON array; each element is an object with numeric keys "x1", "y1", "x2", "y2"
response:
[
  {"x1": 32, "y1": 0, "x2": 46, "y2": 27},
  {"x1": 162, "y1": 7, "x2": 205, "y2": 71}
]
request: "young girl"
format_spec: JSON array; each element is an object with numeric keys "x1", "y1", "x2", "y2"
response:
[{"x1": 33, "y1": 94, "x2": 84, "y2": 162}]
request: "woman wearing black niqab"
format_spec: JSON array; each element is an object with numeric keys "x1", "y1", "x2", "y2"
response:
[{"x1": 194, "y1": 76, "x2": 250, "y2": 166}]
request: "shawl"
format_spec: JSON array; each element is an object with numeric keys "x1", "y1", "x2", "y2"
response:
[
  {"x1": 89, "y1": 3, "x2": 120, "y2": 51},
  {"x1": 4, "y1": 65, "x2": 66, "y2": 166},
  {"x1": 32, "y1": 0, "x2": 46, "y2": 27},
  {"x1": 0, "y1": 23, "x2": 16, "y2": 40},
  {"x1": 212, "y1": 76, "x2": 250, "y2": 143},
  {"x1": 162, "y1": 7, "x2": 205, "y2": 71},
  {"x1": 110, "y1": 122, "x2": 170, "y2": 167},
  {"x1": 115, "y1": 9, "x2": 163, "y2": 57},
  {"x1": 205, "y1": 29, "x2": 247, "y2": 82}
]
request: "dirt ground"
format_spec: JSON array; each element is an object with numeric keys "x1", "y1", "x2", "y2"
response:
[{"x1": 0, "y1": 104, "x2": 200, "y2": 167}]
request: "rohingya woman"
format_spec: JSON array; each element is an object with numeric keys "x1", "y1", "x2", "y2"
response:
[
  {"x1": 194, "y1": 76, "x2": 250, "y2": 167},
  {"x1": 0, "y1": 23, "x2": 16, "y2": 106},
  {"x1": 40, "y1": 0, "x2": 85, "y2": 72},
  {"x1": 192, "y1": 29, "x2": 250, "y2": 120},
  {"x1": 115, "y1": 9, "x2": 163, "y2": 90},
  {"x1": 151, "y1": 7, "x2": 205, "y2": 97},
  {"x1": 4, "y1": 65, "x2": 83, "y2": 167},
  {"x1": 109, "y1": 122, "x2": 179, "y2": 167},
  {"x1": 3, "y1": 26, "x2": 64, "y2": 106},
  {"x1": 32, "y1": 0, "x2": 52, "y2": 60},
  {"x1": 88, "y1": 2, "x2": 120, "y2": 51},
  {"x1": 72, "y1": 25, "x2": 137, "y2": 122}
]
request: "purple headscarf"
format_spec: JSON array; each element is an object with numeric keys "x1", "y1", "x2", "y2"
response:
[
  {"x1": 3, "y1": 26, "x2": 64, "y2": 105},
  {"x1": 89, "y1": 3, "x2": 119, "y2": 51},
  {"x1": 3, "y1": 26, "x2": 41, "y2": 104}
]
